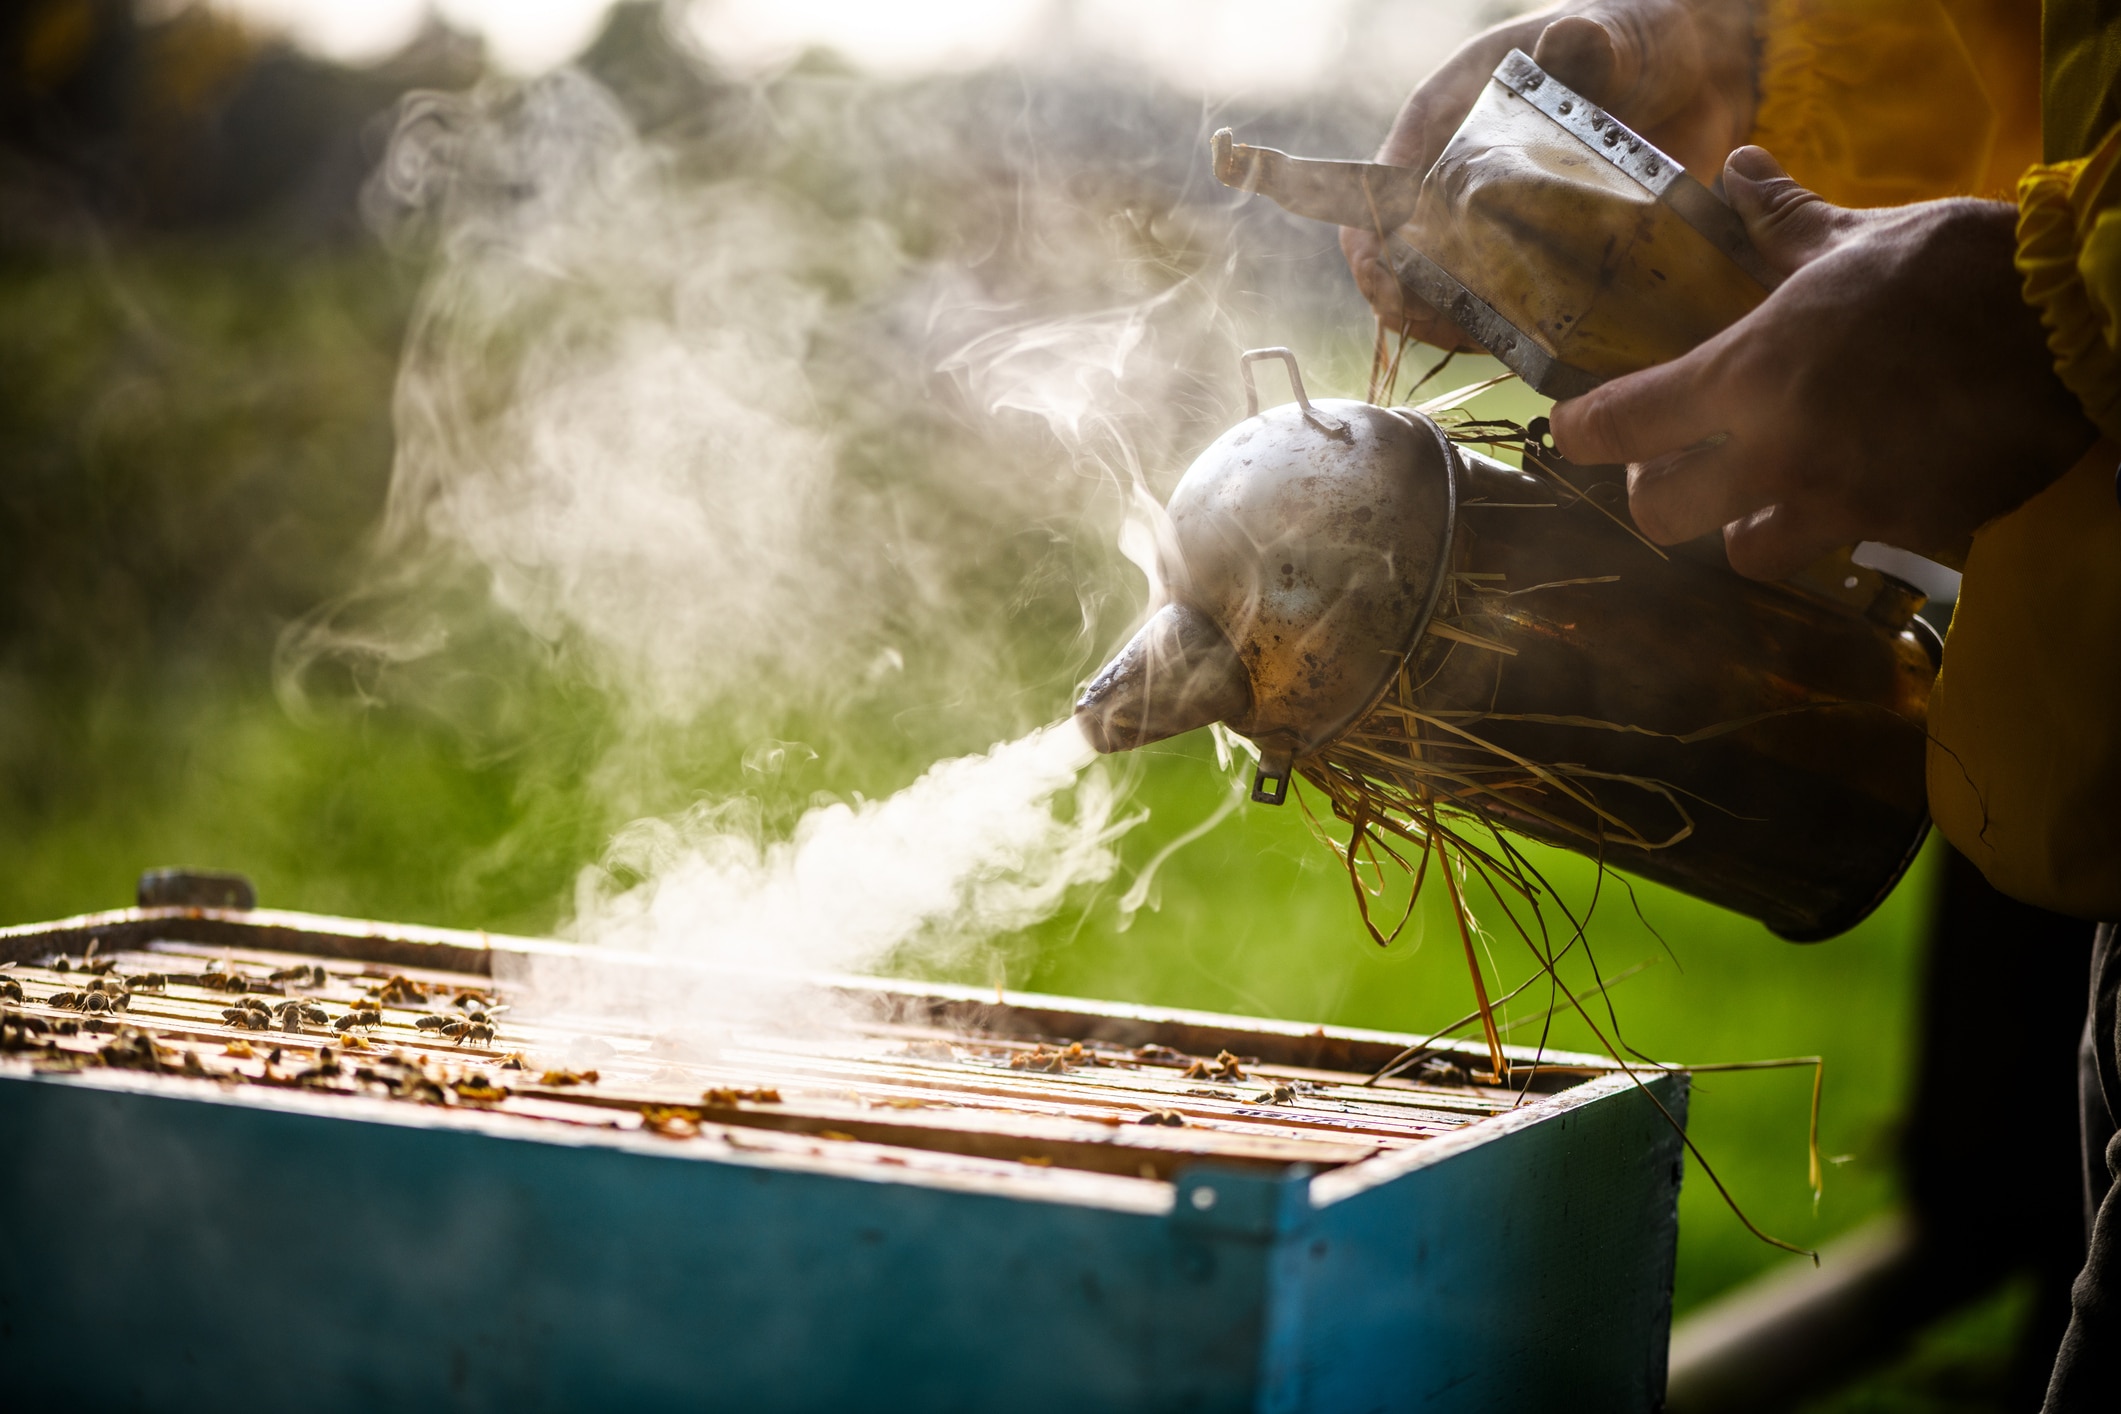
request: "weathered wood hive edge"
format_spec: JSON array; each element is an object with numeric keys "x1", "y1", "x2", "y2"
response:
[
  {"x1": 0, "y1": 903, "x2": 1637, "y2": 1087},
  {"x1": 1, "y1": 906, "x2": 1691, "y2": 1411}
]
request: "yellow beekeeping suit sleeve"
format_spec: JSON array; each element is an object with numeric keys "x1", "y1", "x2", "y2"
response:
[
  {"x1": 1926, "y1": 443, "x2": 2121, "y2": 919},
  {"x1": 1751, "y1": 0, "x2": 2043, "y2": 207},
  {"x1": 1749, "y1": 1, "x2": 2121, "y2": 918},
  {"x1": 1928, "y1": 122, "x2": 2121, "y2": 920}
]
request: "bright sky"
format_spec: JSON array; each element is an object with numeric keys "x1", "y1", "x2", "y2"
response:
[{"x1": 210, "y1": 0, "x2": 1482, "y2": 98}]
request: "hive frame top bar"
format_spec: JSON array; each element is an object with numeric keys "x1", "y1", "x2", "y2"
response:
[
  {"x1": 0, "y1": 902, "x2": 1620, "y2": 1078},
  {"x1": 0, "y1": 902, "x2": 1662, "y2": 1227}
]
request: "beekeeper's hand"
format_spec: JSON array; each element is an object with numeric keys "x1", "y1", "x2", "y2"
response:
[
  {"x1": 1547, "y1": 146, "x2": 2098, "y2": 580},
  {"x1": 1342, "y1": 0, "x2": 1756, "y2": 349}
]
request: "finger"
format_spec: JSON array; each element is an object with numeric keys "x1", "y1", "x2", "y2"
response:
[
  {"x1": 1339, "y1": 226, "x2": 1406, "y2": 325},
  {"x1": 1547, "y1": 352, "x2": 1726, "y2": 466},
  {"x1": 1379, "y1": 13, "x2": 1556, "y2": 173},
  {"x1": 1534, "y1": 1, "x2": 1704, "y2": 131},
  {"x1": 1721, "y1": 146, "x2": 1854, "y2": 277},
  {"x1": 1340, "y1": 227, "x2": 1478, "y2": 349},
  {"x1": 1720, "y1": 500, "x2": 1859, "y2": 582},
  {"x1": 1532, "y1": 16, "x2": 1620, "y2": 102},
  {"x1": 1625, "y1": 437, "x2": 1780, "y2": 546}
]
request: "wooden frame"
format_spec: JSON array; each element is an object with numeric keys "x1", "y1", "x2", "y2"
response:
[{"x1": 0, "y1": 906, "x2": 1687, "y2": 1411}]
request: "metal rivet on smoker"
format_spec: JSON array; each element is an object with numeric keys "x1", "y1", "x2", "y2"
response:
[
  {"x1": 1646, "y1": 159, "x2": 1660, "y2": 175},
  {"x1": 1558, "y1": 100, "x2": 1572, "y2": 114}
]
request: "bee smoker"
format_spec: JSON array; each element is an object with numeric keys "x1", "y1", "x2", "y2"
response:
[{"x1": 1074, "y1": 54, "x2": 1940, "y2": 940}]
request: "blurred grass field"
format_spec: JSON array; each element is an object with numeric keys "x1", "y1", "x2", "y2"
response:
[{"x1": 0, "y1": 215, "x2": 2019, "y2": 1412}]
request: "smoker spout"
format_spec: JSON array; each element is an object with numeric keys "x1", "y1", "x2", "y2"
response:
[
  {"x1": 1074, "y1": 601, "x2": 1250, "y2": 754},
  {"x1": 1209, "y1": 129, "x2": 1423, "y2": 231}
]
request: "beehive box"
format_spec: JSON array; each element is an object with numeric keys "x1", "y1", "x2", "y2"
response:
[{"x1": 0, "y1": 902, "x2": 1687, "y2": 1412}]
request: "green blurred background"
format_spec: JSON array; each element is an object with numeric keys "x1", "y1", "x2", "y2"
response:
[{"x1": 0, "y1": 4, "x2": 2052, "y2": 1410}]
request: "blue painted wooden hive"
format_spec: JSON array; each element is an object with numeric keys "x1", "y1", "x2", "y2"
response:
[{"x1": 0, "y1": 901, "x2": 1687, "y2": 1412}]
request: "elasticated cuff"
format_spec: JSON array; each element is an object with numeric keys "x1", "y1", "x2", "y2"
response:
[{"x1": 2017, "y1": 124, "x2": 2121, "y2": 443}]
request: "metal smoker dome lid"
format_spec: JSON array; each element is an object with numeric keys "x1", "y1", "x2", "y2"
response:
[{"x1": 1074, "y1": 349, "x2": 1458, "y2": 804}]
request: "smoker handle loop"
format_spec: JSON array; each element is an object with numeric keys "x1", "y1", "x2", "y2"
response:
[
  {"x1": 1239, "y1": 348, "x2": 1346, "y2": 437},
  {"x1": 1239, "y1": 347, "x2": 1311, "y2": 417}
]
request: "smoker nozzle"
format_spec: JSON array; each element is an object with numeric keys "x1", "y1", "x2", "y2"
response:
[{"x1": 1073, "y1": 601, "x2": 1249, "y2": 755}]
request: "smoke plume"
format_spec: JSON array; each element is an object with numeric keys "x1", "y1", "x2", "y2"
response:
[{"x1": 279, "y1": 48, "x2": 1296, "y2": 1024}]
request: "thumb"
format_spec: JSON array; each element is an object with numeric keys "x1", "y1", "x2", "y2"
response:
[
  {"x1": 1532, "y1": 3, "x2": 1705, "y2": 131},
  {"x1": 1722, "y1": 145, "x2": 1852, "y2": 277}
]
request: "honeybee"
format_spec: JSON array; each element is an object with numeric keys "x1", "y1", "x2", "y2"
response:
[
  {"x1": 0, "y1": 978, "x2": 24, "y2": 1003},
  {"x1": 1181, "y1": 1051, "x2": 1248, "y2": 1082},
  {"x1": 333, "y1": 1006, "x2": 382, "y2": 1033},
  {"x1": 376, "y1": 976, "x2": 426, "y2": 1008},
  {"x1": 98, "y1": 1029, "x2": 165, "y2": 1072},
  {"x1": 639, "y1": 1105, "x2": 702, "y2": 1137},
  {"x1": 451, "y1": 1074, "x2": 508, "y2": 1105},
  {"x1": 274, "y1": 1000, "x2": 329, "y2": 1033},
  {"x1": 1, "y1": 1008, "x2": 51, "y2": 1051},
  {"x1": 539, "y1": 1069, "x2": 598, "y2": 1087},
  {"x1": 296, "y1": 1050, "x2": 342, "y2": 1084}
]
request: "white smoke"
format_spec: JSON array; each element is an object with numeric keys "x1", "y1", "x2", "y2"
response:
[
  {"x1": 576, "y1": 724, "x2": 1118, "y2": 973},
  {"x1": 285, "y1": 63, "x2": 1213, "y2": 1023},
  {"x1": 353, "y1": 71, "x2": 882, "y2": 722}
]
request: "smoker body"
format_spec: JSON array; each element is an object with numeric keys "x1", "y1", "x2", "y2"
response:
[
  {"x1": 1385, "y1": 451, "x2": 1937, "y2": 940},
  {"x1": 0, "y1": 906, "x2": 1686, "y2": 1413}
]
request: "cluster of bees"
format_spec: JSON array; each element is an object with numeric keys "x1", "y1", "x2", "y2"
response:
[
  {"x1": 989, "y1": 1035, "x2": 1313, "y2": 1117},
  {"x1": 1008, "y1": 1042, "x2": 1100, "y2": 1074},
  {"x1": 1180, "y1": 1050, "x2": 1249, "y2": 1083},
  {"x1": 1, "y1": 954, "x2": 528, "y2": 1113},
  {"x1": 999, "y1": 1039, "x2": 1254, "y2": 1084}
]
